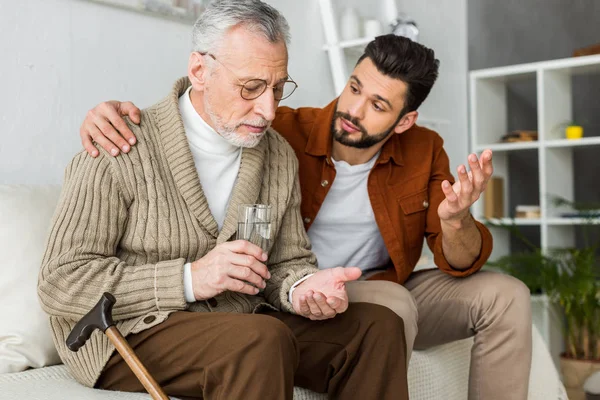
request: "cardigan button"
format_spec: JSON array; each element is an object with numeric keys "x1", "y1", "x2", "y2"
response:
[
  {"x1": 143, "y1": 315, "x2": 156, "y2": 324},
  {"x1": 423, "y1": 200, "x2": 429, "y2": 208},
  {"x1": 303, "y1": 217, "x2": 312, "y2": 224},
  {"x1": 321, "y1": 180, "x2": 329, "y2": 187}
]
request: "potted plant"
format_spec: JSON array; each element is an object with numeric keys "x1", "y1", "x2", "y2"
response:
[{"x1": 486, "y1": 197, "x2": 600, "y2": 400}]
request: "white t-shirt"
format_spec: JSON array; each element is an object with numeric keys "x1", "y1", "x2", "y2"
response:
[{"x1": 308, "y1": 154, "x2": 390, "y2": 273}]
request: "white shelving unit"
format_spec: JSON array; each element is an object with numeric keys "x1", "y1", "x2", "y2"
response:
[
  {"x1": 317, "y1": 0, "x2": 398, "y2": 95},
  {"x1": 470, "y1": 54, "x2": 600, "y2": 366},
  {"x1": 470, "y1": 53, "x2": 600, "y2": 259}
]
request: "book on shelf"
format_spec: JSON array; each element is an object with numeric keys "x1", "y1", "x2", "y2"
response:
[{"x1": 484, "y1": 177, "x2": 504, "y2": 219}]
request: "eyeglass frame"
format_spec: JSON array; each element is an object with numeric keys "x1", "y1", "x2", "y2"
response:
[{"x1": 197, "y1": 51, "x2": 298, "y2": 101}]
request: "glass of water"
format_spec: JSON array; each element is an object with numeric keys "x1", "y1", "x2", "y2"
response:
[{"x1": 236, "y1": 204, "x2": 272, "y2": 252}]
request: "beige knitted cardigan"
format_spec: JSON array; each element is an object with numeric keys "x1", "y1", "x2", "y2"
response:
[{"x1": 38, "y1": 77, "x2": 318, "y2": 387}]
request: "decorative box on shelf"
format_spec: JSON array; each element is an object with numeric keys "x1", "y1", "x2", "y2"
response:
[
  {"x1": 500, "y1": 130, "x2": 538, "y2": 143},
  {"x1": 515, "y1": 205, "x2": 541, "y2": 219}
]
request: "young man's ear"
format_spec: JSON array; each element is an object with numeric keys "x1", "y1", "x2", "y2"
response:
[
  {"x1": 188, "y1": 52, "x2": 209, "y2": 91},
  {"x1": 394, "y1": 111, "x2": 419, "y2": 135}
]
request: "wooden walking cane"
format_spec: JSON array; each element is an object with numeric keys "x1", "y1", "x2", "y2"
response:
[{"x1": 66, "y1": 292, "x2": 169, "y2": 400}]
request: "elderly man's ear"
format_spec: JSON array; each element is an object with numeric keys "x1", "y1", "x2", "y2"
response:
[{"x1": 188, "y1": 51, "x2": 208, "y2": 91}]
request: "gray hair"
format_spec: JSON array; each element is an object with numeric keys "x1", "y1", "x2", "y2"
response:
[{"x1": 192, "y1": 0, "x2": 291, "y2": 54}]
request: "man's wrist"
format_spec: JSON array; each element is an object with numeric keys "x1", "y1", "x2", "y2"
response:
[
  {"x1": 440, "y1": 212, "x2": 473, "y2": 231},
  {"x1": 288, "y1": 274, "x2": 313, "y2": 304}
]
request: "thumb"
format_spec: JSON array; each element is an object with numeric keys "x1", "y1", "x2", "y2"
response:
[{"x1": 336, "y1": 266, "x2": 362, "y2": 282}]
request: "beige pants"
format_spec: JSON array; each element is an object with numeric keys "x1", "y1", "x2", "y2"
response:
[{"x1": 346, "y1": 269, "x2": 532, "y2": 400}]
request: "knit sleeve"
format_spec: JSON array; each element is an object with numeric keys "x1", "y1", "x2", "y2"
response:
[{"x1": 37, "y1": 151, "x2": 187, "y2": 321}]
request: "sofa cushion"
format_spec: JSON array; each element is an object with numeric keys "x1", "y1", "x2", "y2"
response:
[
  {"x1": 0, "y1": 185, "x2": 62, "y2": 373},
  {"x1": 0, "y1": 364, "x2": 327, "y2": 399}
]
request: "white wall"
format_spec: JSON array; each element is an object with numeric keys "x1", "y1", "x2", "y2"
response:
[
  {"x1": 0, "y1": 0, "x2": 333, "y2": 185},
  {"x1": 396, "y1": 0, "x2": 470, "y2": 173},
  {"x1": 0, "y1": 0, "x2": 468, "y2": 185}
]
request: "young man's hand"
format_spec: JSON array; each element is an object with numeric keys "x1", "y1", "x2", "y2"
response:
[
  {"x1": 437, "y1": 150, "x2": 494, "y2": 227},
  {"x1": 80, "y1": 100, "x2": 140, "y2": 157}
]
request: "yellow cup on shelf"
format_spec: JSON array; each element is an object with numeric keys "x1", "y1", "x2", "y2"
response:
[{"x1": 565, "y1": 125, "x2": 583, "y2": 140}]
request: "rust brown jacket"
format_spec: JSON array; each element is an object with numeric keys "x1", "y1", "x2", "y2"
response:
[{"x1": 272, "y1": 99, "x2": 493, "y2": 284}]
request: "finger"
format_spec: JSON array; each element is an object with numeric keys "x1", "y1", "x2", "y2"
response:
[
  {"x1": 441, "y1": 180, "x2": 458, "y2": 203},
  {"x1": 467, "y1": 153, "x2": 485, "y2": 193},
  {"x1": 326, "y1": 296, "x2": 348, "y2": 313},
  {"x1": 298, "y1": 295, "x2": 311, "y2": 316},
  {"x1": 81, "y1": 129, "x2": 99, "y2": 157},
  {"x1": 88, "y1": 124, "x2": 120, "y2": 156},
  {"x1": 457, "y1": 164, "x2": 472, "y2": 198},
  {"x1": 229, "y1": 253, "x2": 270, "y2": 280},
  {"x1": 335, "y1": 266, "x2": 362, "y2": 282},
  {"x1": 224, "y1": 240, "x2": 268, "y2": 262},
  {"x1": 227, "y1": 265, "x2": 266, "y2": 289},
  {"x1": 223, "y1": 277, "x2": 260, "y2": 295},
  {"x1": 118, "y1": 101, "x2": 142, "y2": 126},
  {"x1": 110, "y1": 102, "x2": 138, "y2": 146},
  {"x1": 94, "y1": 114, "x2": 131, "y2": 154},
  {"x1": 312, "y1": 292, "x2": 336, "y2": 318},
  {"x1": 480, "y1": 149, "x2": 494, "y2": 178},
  {"x1": 305, "y1": 290, "x2": 323, "y2": 317}
]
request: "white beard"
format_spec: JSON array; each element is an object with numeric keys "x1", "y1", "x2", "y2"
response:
[{"x1": 205, "y1": 96, "x2": 269, "y2": 148}]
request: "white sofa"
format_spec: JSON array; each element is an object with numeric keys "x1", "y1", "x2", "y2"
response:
[{"x1": 0, "y1": 185, "x2": 568, "y2": 399}]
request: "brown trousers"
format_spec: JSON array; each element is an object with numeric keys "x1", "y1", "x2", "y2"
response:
[
  {"x1": 96, "y1": 302, "x2": 408, "y2": 400},
  {"x1": 347, "y1": 269, "x2": 533, "y2": 400}
]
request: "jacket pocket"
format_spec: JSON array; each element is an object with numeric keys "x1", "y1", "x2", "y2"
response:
[{"x1": 397, "y1": 189, "x2": 429, "y2": 248}]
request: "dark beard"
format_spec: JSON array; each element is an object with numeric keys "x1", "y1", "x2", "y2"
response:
[{"x1": 331, "y1": 110, "x2": 402, "y2": 149}]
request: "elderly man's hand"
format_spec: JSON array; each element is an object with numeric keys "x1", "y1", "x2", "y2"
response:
[
  {"x1": 292, "y1": 267, "x2": 362, "y2": 320},
  {"x1": 190, "y1": 240, "x2": 270, "y2": 301},
  {"x1": 80, "y1": 101, "x2": 141, "y2": 158},
  {"x1": 437, "y1": 150, "x2": 494, "y2": 225}
]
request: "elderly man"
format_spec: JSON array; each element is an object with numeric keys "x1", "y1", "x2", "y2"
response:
[{"x1": 38, "y1": 1, "x2": 409, "y2": 399}]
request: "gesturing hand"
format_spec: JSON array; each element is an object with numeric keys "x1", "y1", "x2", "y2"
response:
[
  {"x1": 190, "y1": 240, "x2": 270, "y2": 301},
  {"x1": 438, "y1": 150, "x2": 494, "y2": 223},
  {"x1": 292, "y1": 267, "x2": 362, "y2": 320}
]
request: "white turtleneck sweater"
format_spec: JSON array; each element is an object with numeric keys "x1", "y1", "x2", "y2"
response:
[
  {"x1": 180, "y1": 87, "x2": 242, "y2": 302},
  {"x1": 179, "y1": 86, "x2": 242, "y2": 226}
]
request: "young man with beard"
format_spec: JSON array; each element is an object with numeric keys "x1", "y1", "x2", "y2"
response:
[{"x1": 79, "y1": 33, "x2": 533, "y2": 400}]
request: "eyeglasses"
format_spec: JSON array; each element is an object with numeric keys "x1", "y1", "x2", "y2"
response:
[{"x1": 199, "y1": 52, "x2": 298, "y2": 101}]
